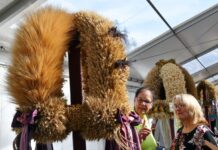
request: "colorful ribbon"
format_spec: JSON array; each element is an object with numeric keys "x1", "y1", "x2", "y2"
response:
[
  {"x1": 106, "y1": 110, "x2": 141, "y2": 150},
  {"x1": 12, "y1": 109, "x2": 38, "y2": 150}
]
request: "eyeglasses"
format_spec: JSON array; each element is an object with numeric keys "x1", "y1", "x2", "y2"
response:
[
  {"x1": 137, "y1": 97, "x2": 152, "y2": 104},
  {"x1": 174, "y1": 104, "x2": 185, "y2": 110}
]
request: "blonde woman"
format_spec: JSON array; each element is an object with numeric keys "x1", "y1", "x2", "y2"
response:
[{"x1": 171, "y1": 94, "x2": 217, "y2": 150}]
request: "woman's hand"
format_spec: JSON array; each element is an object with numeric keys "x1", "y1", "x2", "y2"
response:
[
  {"x1": 203, "y1": 140, "x2": 218, "y2": 150},
  {"x1": 139, "y1": 128, "x2": 151, "y2": 143}
]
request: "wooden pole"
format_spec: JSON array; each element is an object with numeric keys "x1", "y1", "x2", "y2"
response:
[
  {"x1": 68, "y1": 37, "x2": 86, "y2": 150},
  {"x1": 203, "y1": 86, "x2": 209, "y2": 123}
]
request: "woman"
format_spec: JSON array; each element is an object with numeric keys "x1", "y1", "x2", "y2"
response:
[
  {"x1": 204, "y1": 140, "x2": 218, "y2": 150},
  {"x1": 171, "y1": 94, "x2": 217, "y2": 150},
  {"x1": 134, "y1": 87, "x2": 157, "y2": 150}
]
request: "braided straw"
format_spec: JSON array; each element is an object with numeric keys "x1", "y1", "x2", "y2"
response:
[
  {"x1": 144, "y1": 59, "x2": 196, "y2": 119},
  {"x1": 197, "y1": 80, "x2": 218, "y2": 106},
  {"x1": 8, "y1": 7, "x2": 131, "y2": 143}
]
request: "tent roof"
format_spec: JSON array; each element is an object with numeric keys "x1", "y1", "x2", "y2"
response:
[{"x1": 127, "y1": 4, "x2": 218, "y2": 87}]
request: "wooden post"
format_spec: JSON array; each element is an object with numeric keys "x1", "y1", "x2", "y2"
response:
[
  {"x1": 68, "y1": 38, "x2": 86, "y2": 150},
  {"x1": 203, "y1": 86, "x2": 209, "y2": 123}
]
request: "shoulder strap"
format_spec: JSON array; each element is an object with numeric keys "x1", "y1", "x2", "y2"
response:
[{"x1": 197, "y1": 125, "x2": 214, "y2": 135}]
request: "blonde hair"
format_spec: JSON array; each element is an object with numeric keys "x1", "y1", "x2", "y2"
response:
[{"x1": 173, "y1": 94, "x2": 208, "y2": 125}]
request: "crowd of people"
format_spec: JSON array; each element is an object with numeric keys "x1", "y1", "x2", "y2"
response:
[{"x1": 132, "y1": 87, "x2": 218, "y2": 150}]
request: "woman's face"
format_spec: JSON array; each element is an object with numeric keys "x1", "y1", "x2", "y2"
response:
[
  {"x1": 174, "y1": 102, "x2": 190, "y2": 121},
  {"x1": 134, "y1": 90, "x2": 153, "y2": 115}
]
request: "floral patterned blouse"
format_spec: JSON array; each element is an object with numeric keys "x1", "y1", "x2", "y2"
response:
[{"x1": 171, "y1": 125, "x2": 217, "y2": 150}]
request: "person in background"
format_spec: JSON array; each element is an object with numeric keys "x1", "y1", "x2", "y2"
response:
[
  {"x1": 153, "y1": 118, "x2": 165, "y2": 148},
  {"x1": 134, "y1": 87, "x2": 157, "y2": 150},
  {"x1": 171, "y1": 94, "x2": 217, "y2": 150}
]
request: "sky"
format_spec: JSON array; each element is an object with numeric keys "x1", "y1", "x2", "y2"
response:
[
  {"x1": 43, "y1": 0, "x2": 217, "y2": 53},
  {"x1": 41, "y1": 0, "x2": 218, "y2": 77}
]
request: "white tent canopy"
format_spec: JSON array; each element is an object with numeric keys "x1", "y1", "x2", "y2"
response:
[{"x1": 127, "y1": 4, "x2": 218, "y2": 88}]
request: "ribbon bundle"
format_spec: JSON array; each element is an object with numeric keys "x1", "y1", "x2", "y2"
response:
[
  {"x1": 106, "y1": 111, "x2": 141, "y2": 150},
  {"x1": 12, "y1": 110, "x2": 37, "y2": 150}
]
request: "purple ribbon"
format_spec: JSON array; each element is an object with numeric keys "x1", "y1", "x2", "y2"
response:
[
  {"x1": 12, "y1": 109, "x2": 38, "y2": 150},
  {"x1": 119, "y1": 111, "x2": 141, "y2": 150},
  {"x1": 106, "y1": 110, "x2": 141, "y2": 150}
]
